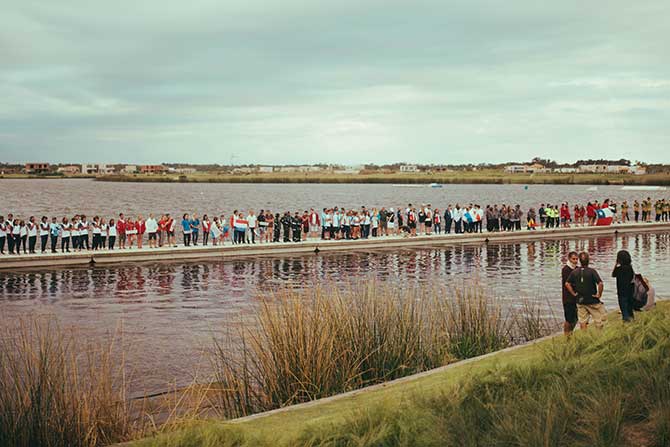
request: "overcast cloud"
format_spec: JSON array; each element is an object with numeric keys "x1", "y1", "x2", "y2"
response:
[{"x1": 1, "y1": 0, "x2": 668, "y2": 165}]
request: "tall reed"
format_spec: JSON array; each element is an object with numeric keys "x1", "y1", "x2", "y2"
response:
[
  {"x1": 0, "y1": 317, "x2": 134, "y2": 447},
  {"x1": 210, "y1": 281, "x2": 555, "y2": 418}
]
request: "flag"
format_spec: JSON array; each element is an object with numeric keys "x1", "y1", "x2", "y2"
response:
[{"x1": 596, "y1": 207, "x2": 614, "y2": 226}]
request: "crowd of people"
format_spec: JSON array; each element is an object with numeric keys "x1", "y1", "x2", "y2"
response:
[{"x1": 0, "y1": 197, "x2": 668, "y2": 255}]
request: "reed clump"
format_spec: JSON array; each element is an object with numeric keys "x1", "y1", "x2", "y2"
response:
[
  {"x1": 210, "y1": 281, "x2": 555, "y2": 418},
  {"x1": 0, "y1": 316, "x2": 218, "y2": 447},
  {"x1": 0, "y1": 317, "x2": 134, "y2": 447}
]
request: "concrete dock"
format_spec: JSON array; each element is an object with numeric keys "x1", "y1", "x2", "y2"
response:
[{"x1": 1, "y1": 222, "x2": 669, "y2": 270}]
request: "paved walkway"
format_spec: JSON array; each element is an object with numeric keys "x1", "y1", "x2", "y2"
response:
[{"x1": 2, "y1": 222, "x2": 669, "y2": 270}]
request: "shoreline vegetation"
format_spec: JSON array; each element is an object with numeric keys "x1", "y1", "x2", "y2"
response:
[
  {"x1": 3, "y1": 171, "x2": 670, "y2": 185},
  {"x1": 130, "y1": 300, "x2": 670, "y2": 447}
]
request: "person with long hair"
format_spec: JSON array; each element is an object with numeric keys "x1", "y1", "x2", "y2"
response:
[{"x1": 612, "y1": 250, "x2": 635, "y2": 322}]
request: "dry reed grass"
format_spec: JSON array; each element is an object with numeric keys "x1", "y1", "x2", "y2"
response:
[{"x1": 210, "y1": 281, "x2": 555, "y2": 418}]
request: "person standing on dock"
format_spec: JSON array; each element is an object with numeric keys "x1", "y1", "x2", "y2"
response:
[
  {"x1": 561, "y1": 251, "x2": 579, "y2": 335},
  {"x1": 39, "y1": 216, "x2": 50, "y2": 253},
  {"x1": 190, "y1": 213, "x2": 200, "y2": 246},
  {"x1": 246, "y1": 211, "x2": 257, "y2": 244},
  {"x1": 452, "y1": 205, "x2": 462, "y2": 234},
  {"x1": 146, "y1": 214, "x2": 158, "y2": 248},
  {"x1": 565, "y1": 252, "x2": 606, "y2": 330},
  {"x1": 181, "y1": 213, "x2": 192, "y2": 246},
  {"x1": 49, "y1": 217, "x2": 59, "y2": 253},
  {"x1": 0, "y1": 216, "x2": 6, "y2": 254},
  {"x1": 107, "y1": 218, "x2": 116, "y2": 249},
  {"x1": 117, "y1": 214, "x2": 126, "y2": 249}
]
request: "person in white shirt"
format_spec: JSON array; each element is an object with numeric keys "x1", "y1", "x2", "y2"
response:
[
  {"x1": 18, "y1": 220, "x2": 28, "y2": 254},
  {"x1": 80, "y1": 215, "x2": 90, "y2": 250},
  {"x1": 452, "y1": 205, "x2": 463, "y2": 234},
  {"x1": 246, "y1": 211, "x2": 257, "y2": 244},
  {"x1": 91, "y1": 216, "x2": 102, "y2": 250},
  {"x1": 145, "y1": 213, "x2": 158, "y2": 248},
  {"x1": 0, "y1": 215, "x2": 7, "y2": 255},
  {"x1": 100, "y1": 218, "x2": 108, "y2": 250},
  {"x1": 107, "y1": 218, "x2": 117, "y2": 249},
  {"x1": 39, "y1": 216, "x2": 50, "y2": 253},
  {"x1": 27, "y1": 216, "x2": 38, "y2": 254},
  {"x1": 60, "y1": 217, "x2": 71, "y2": 252}
]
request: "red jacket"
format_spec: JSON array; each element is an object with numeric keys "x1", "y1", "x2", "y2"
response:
[
  {"x1": 116, "y1": 219, "x2": 126, "y2": 234},
  {"x1": 136, "y1": 220, "x2": 146, "y2": 234}
]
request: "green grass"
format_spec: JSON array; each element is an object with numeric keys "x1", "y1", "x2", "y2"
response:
[{"x1": 125, "y1": 301, "x2": 670, "y2": 447}]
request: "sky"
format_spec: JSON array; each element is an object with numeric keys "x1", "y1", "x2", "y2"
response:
[{"x1": 1, "y1": 0, "x2": 669, "y2": 165}]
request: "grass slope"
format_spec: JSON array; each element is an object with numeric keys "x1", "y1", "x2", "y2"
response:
[{"x1": 126, "y1": 301, "x2": 670, "y2": 447}]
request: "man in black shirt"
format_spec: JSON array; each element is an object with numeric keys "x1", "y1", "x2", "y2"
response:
[
  {"x1": 561, "y1": 251, "x2": 579, "y2": 335},
  {"x1": 565, "y1": 252, "x2": 606, "y2": 330}
]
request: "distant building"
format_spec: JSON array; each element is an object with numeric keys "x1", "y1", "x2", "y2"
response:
[
  {"x1": 81, "y1": 163, "x2": 114, "y2": 175},
  {"x1": 24, "y1": 163, "x2": 50, "y2": 174},
  {"x1": 57, "y1": 165, "x2": 80, "y2": 175},
  {"x1": 399, "y1": 164, "x2": 418, "y2": 173},
  {"x1": 505, "y1": 165, "x2": 527, "y2": 174},
  {"x1": 605, "y1": 165, "x2": 631, "y2": 174},
  {"x1": 173, "y1": 167, "x2": 197, "y2": 174},
  {"x1": 258, "y1": 166, "x2": 274, "y2": 173},
  {"x1": 631, "y1": 165, "x2": 647, "y2": 175},
  {"x1": 505, "y1": 163, "x2": 547, "y2": 174},
  {"x1": 553, "y1": 167, "x2": 577, "y2": 174},
  {"x1": 140, "y1": 164, "x2": 167, "y2": 174},
  {"x1": 578, "y1": 164, "x2": 608, "y2": 173},
  {"x1": 231, "y1": 167, "x2": 254, "y2": 174},
  {"x1": 122, "y1": 165, "x2": 138, "y2": 174}
]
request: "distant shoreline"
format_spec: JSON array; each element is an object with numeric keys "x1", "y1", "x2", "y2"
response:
[
  {"x1": 2, "y1": 172, "x2": 670, "y2": 186},
  {"x1": 98, "y1": 172, "x2": 670, "y2": 186}
]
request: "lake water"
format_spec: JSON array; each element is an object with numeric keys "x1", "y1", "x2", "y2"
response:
[
  {"x1": 1, "y1": 179, "x2": 668, "y2": 219},
  {"x1": 1, "y1": 180, "x2": 669, "y2": 394}
]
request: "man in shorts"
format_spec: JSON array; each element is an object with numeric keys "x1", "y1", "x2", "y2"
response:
[
  {"x1": 565, "y1": 252, "x2": 606, "y2": 330},
  {"x1": 561, "y1": 251, "x2": 579, "y2": 335}
]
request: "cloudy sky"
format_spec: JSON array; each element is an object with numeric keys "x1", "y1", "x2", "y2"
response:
[{"x1": 1, "y1": 1, "x2": 668, "y2": 165}]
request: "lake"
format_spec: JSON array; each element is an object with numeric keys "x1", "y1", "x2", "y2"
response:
[{"x1": 1, "y1": 180, "x2": 669, "y2": 394}]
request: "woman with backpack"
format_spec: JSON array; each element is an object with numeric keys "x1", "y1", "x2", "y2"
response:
[{"x1": 612, "y1": 250, "x2": 635, "y2": 322}]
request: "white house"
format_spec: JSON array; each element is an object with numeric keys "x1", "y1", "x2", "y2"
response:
[
  {"x1": 554, "y1": 167, "x2": 577, "y2": 174},
  {"x1": 578, "y1": 164, "x2": 608, "y2": 173},
  {"x1": 399, "y1": 164, "x2": 418, "y2": 173},
  {"x1": 122, "y1": 165, "x2": 137, "y2": 174},
  {"x1": 605, "y1": 165, "x2": 631, "y2": 174},
  {"x1": 82, "y1": 163, "x2": 114, "y2": 175},
  {"x1": 258, "y1": 166, "x2": 274, "y2": 173}
]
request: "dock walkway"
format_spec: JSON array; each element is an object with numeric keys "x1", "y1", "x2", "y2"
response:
[{"x1": 2, "y1": 222, "x2": 669, "y2": 270}]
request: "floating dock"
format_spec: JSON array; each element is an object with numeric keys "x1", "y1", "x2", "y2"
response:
[{"x1": 1, "y1": 222, "x2": 669, "y2": 270}]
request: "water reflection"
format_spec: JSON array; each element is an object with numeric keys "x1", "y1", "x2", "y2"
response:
[{"x1": 2, "y1": 232, "x2": 667, "y2": 305}]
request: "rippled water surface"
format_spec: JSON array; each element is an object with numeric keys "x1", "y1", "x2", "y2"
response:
[{"x1": 1, "y1": 180, "x2": 669, "y2": 393}]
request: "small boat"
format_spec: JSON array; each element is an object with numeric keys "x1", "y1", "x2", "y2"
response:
[
  {"x1": 586, "y1": 186, "x2": 598, "y2": 192},
  {"x1": 430, "y1": 183, "x2": 443, "y2": 188},
  {"x1": 621, "y1": 186, "x2": 668, "y2": 191}
]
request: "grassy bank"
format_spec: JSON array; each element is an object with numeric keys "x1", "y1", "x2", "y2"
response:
[
  {"x1": 94, "y1": 171, "x2": 670, "y2": 186},
  {"x1": 126, "y1": 301, "x2": 670, "y2": 447}
]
